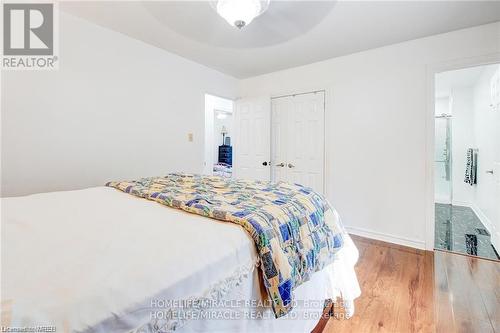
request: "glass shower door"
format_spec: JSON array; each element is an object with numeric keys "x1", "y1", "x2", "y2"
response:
[
  {"x1": 434, "y1": 115, "x2": 452, "y2": 250},
  {"x1": 435, "y1": 116, "x2": 451, "y2": 201}
]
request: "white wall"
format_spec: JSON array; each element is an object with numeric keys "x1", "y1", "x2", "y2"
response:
[
  {"x1": 449, "y1": 87, "x2": 475, "y2": 206},
  {"x1": 435, "y1": 97, "x2": 450, "y2": 116},
  {"x1": 238, "y1": 22, "x2": 500, "y2": 249},
  {"x1": 472, "y1": 65, "x2": 500, "y2": 251},
  {"x1": 1, "y1": 12, "x2": 237, "y2": 197}
]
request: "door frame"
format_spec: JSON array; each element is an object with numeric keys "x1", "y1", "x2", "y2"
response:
[
  {"x1": 204, "y1": 93, "x2": 235, "y2": 175},
  {"x1": 424, "y1": 53, "x2": 500, "y2": 251},
  {"x1": 270, "y1": 88, "x2": 327, "y2": 195}
]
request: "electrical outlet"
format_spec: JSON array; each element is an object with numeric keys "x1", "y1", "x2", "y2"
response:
[{"x1": 188, "y1": 133, "x2": 193, "y2": 142}]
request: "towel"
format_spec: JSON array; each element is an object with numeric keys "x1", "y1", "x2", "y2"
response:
[{"x1": 464, "y1": 148, "x2": 477, "y2": 185}]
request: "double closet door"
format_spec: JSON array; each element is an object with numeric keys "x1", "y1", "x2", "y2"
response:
[
  {"x1": 233, "y1": 91, "x2": 325, "y2": 194},
  {"x1": 271, "y1": 91, "x2": 325, "y2": 193}
]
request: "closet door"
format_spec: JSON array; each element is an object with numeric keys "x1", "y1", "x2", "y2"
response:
[
  {"x1": 287, "y1": 92, "x2": 325, "y2": 193},
  {"x1": 271, "y1": 97, "x2": 291, "y2": 183},
  {"x1": 233, "y1": 97, "x2": 271, "y2": 181},
  {"x1": 271, "y1": 91, "x2": 325, "y2": 193}
]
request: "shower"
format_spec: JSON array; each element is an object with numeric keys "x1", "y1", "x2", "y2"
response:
[
  {"x1": 434, "y1": 111, "x2": 452, "y2": 204},
  {"x1": 434, "y1": 113, "x2": 453, "y2": 250}
]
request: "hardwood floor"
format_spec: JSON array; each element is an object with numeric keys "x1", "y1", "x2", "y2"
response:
[{"x1": 313, "y1": 234, "x2": 499, "y2": 333}]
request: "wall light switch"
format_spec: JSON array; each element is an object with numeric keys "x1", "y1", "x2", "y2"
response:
[{"x1": 188, "y1": 133, "x2": 193, "y2": 142}]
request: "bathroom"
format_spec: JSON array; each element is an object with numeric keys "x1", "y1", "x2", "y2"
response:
[{"x1": 434, "y1": 63, "x2": 500, "y2": 260}]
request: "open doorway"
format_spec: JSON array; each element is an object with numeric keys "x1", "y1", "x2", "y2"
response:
[
  {"x1": 434, "y1": 63, "x2": 500, "y2": 260},
  {"x1": 204, "y1": 94, "x2": 234, "y2": 178}
]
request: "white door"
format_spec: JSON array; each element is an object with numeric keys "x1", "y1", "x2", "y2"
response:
[
  {"x1": 271, "y1": 91, "x2": 325, "y2": 193},
  {"x1": 233, "y1": 97, "x2": 271, "y2": 181},
  {"x1": 271, "y1": 96, "x2": 291, "y2": 183}
]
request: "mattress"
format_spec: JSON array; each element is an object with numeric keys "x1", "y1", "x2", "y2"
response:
[{"x1": 1, "y1": 186, "x2": 360, "y2": 332}]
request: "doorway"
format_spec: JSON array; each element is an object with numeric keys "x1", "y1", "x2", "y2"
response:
[
  {"x1": 204, "y1": 94, "x2": 234, "y2": 178},
  {"x1": 433, "y1": 64, "x2": 500, "y2": 260}
]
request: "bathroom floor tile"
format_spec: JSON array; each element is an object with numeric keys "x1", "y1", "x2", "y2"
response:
[{"x1": 434, "y1": 203, "x2": 499, "y2": 260}]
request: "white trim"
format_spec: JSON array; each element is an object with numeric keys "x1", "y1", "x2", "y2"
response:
[
  {"x1": 425, "y1": 53, "x2": 500, "y2": 251},
  {"x1": 470, "y1": 203, "x2": 493, "y2": 234},
  {"x1": 345, "y1": 226, "x2": 426, "y2": 250}
]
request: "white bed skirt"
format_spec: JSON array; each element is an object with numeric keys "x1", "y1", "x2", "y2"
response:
[
  {"x1": 177, "y1": 235, "x2": 360, "y2": 333},
  {"x1": 133, "y1": 235, "x2": 360, "y2": 333}
]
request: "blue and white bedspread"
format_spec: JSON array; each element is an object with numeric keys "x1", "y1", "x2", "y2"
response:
[{"x1": 106, "y1": 173, "x2": 346, "y2": 318}]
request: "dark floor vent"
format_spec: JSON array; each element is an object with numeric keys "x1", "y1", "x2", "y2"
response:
[
  {"x1": 465, "y1": 234, "x2": 478, "y2": 256},
  {"x1": 476, "y1": 228, "x2": 490, "y2": 236}
]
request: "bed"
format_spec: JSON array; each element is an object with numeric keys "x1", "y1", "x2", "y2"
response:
[{"x1": 1, "y1": 176, "x2": 361, "y2": 333}]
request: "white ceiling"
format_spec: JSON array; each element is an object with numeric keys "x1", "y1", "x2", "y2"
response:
[{"x1": 61, "y1": 1, "x2": 500, "y2": 79}]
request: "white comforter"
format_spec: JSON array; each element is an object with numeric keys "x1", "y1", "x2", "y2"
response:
[{"x1": 1, "y1": 187, "x2": 360, "y2": 333}]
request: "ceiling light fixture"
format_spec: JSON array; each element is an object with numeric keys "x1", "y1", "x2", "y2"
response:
[{"x1": 211, "y1": 0, "x2": 270, "y2": 29}]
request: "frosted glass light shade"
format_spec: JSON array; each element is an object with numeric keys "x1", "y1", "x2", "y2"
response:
[{"x1": 212, "y1": 0, "x2": 270, "y2": 29}]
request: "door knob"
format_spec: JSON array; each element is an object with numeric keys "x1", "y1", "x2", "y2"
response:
[
  {"x1": 486, "y1": 170, "x2": 494, "y2": 174},
  {"x1": 262, "y1": 161, "x2": 268, "y2": 166},
  {"x1": 276, "y1": 162, "x2": 285, "y2": 167},
  {"x1": 288, "y1": 163, "x2": 295, "y2": 168}
]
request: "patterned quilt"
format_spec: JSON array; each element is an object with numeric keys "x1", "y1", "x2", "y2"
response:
[{"x1": 106, "y1": 173, "x2": 344, "y2": 318}]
